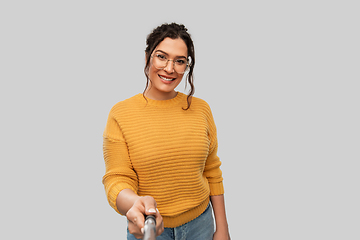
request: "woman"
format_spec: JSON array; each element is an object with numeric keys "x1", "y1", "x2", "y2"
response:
[{"x1": 102, "y1": 23, "x2": 230, "y2": 240}]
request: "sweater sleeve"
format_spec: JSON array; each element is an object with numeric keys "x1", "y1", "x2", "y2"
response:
[
  {"x1": 204, "y1": 105, "x2": 225, "y2": 196},
  {"x1": 102, "y1": 108, "x2": 139, "y2": 214}
]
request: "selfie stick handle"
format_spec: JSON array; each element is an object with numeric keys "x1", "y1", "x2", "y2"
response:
[{"x1": 143, "y1": 215, "x2": 156, "y2": 240}]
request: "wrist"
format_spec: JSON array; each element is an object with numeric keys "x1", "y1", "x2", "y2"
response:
[
  {"x1": 215, "y1": 219, "x2": 229, "y2": 234},
  {"x1": 214, "y1": 227, "x2": 231, "y2": 240},
  {"x1": 216, "y1": 224, "x2": 229, "y2": 232}
]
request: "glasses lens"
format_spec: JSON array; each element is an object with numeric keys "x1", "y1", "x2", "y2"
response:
[
  {"x1": 174, "y1": 59, "x2": 188, "y2": 74},
  {"x1": 152, "y1": 54, "x2": 188, "y2": 73},
  {"x1": 153, "y1": 54, "x2": 167, "y2": 69}
]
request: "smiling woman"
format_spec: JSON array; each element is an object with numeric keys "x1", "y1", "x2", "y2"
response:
[
  {"x1": 144, "y1": 23, "x2": 195, "y2": 109},
  {"x1": 102, "y1": 23, "x2": 230, "y2": 240}
]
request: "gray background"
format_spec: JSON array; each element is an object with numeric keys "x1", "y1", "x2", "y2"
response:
[{"x1": 1, "y1": 0, "x2": 359, "y2": 239}]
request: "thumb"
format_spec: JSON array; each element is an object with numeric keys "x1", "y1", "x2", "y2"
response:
[{"x1": 143, "y1": 197, "x2": 157, "y2": 215}]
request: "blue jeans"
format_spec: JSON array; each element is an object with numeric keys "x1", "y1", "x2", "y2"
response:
[{"x1": 127, "y1": 204, "x2": 214, "y2": 240}]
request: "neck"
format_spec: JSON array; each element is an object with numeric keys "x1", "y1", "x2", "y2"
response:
[{"x1": 144, "y1": 88, "x2": 178, "y2": 101}]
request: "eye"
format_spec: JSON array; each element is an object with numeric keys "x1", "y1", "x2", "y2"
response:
[
  {"x1": 156, "y1": 54, "x2": 167, "y2": 61},
  {"x1": 175, "y1": 59, "x2": 186, "y2": 65}
]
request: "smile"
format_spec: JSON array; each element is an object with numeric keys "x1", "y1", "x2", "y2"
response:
[{"x1": 159, "y1": 75, "x2": 176, "y2": 81}]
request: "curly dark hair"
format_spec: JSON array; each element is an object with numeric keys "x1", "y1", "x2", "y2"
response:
[{"x1": 144, "y1": 23, "x2": 195, "y2": 110}]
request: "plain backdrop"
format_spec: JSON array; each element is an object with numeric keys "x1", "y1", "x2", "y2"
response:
[{"x1": 1, "y1": 1, "x2": 359, "y2": 239}]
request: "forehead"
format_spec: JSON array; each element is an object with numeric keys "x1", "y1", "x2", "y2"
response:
[{"x1": 155, "y1": 37, "x2": 188, "y2": 57}]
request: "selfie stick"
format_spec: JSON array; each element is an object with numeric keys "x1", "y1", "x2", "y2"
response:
[{"x1": 143, "y1": 215, "x2": 156, "y2": 240}]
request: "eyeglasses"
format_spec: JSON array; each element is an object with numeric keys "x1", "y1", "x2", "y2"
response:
[{"x1": 151, "y1": 53, "x2": 189, "y2": 74}]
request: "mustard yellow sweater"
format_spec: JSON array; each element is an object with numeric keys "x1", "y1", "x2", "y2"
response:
[{"x1": 102, "y1": 92, "x2": 224, "y2": 228}]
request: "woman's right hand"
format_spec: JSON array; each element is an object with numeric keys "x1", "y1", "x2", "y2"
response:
[{"x1": 126, "y1": 196, "x2": 164, "y2": 239}]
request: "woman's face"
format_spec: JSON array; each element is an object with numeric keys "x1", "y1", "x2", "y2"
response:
[{"x1": 146, "y1": 37, "x2": 188, "y2": 100}]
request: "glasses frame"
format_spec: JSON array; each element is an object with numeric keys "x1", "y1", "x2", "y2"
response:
[{"x1": 150, "y1": 54, "x2": 189, "y2": 74}]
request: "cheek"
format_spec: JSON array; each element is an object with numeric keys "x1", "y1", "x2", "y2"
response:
[
  {"x1": 148, "y1": 66, "x2": 159, "y2": 77},
  {"x1": 177, "y1": 73, "x2": 185, "y2": 81}
]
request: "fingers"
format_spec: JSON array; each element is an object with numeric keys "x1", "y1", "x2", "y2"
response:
[
  {"x1": 126, "y1": 199, "x2": 146, "y2": 238},
  {"x1": 127, "y1": 221, "x2": 144, "y2": 239},
  {"x1": 127, "y1": 210, "x2": 145, "y2": 227},
  {"x1": 155, "y1": 209, "x2": 164, "y2": 236},
  {"x1": 126, "y1": 207, "x2": 145, "y2": 238}
]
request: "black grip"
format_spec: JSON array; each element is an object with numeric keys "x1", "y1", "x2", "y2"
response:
[{"x1": 145, "y1": 215, "x2": 156, "y2": 222}]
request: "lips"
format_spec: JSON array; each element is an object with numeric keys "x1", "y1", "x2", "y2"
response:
[{"x1": 159, "y1": 74, "x2": 176, "y2": 82}]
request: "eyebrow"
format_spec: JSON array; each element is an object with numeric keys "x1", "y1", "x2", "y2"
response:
[{"x1": 154, "y1": 50, "x2": 187, "y2": 59}]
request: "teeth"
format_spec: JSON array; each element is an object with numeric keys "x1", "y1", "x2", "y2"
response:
[{"x1": 159, "y1": 75, "x2": 174, "y2": 81}]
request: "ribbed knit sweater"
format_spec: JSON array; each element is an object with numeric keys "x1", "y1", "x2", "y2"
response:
[{"x1": 102, "y1": 92, "x2": 224, "y2": 228}]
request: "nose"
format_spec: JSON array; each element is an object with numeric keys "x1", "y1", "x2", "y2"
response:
[{"x1": 164, "y1": 60, "x2": 175, "y2": 73}]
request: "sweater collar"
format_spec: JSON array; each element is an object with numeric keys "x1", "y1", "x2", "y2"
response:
[{"x1": 137, "y1": 92, "x2": 186, "y2": 108}]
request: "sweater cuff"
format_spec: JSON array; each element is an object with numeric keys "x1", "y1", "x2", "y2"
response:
[
  {"x1": 107, "y1": 183, "x2": 137, "y2": 215},
  {"x1": 209, "y1": 181, "x2": 224, "y2": 196}
]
